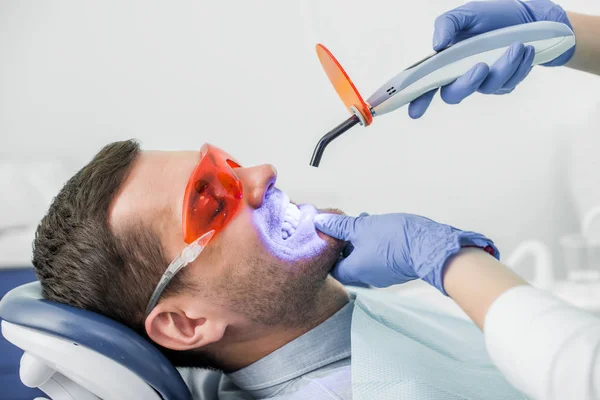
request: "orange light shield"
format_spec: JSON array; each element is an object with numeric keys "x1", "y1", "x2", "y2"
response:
[{"x1": 316, "y1": 44, "x2": 372, "y2": 126}]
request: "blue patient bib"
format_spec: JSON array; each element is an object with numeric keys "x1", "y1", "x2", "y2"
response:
[{"x1": 350, "y1": 288, "x2": 530, "y2": 400}]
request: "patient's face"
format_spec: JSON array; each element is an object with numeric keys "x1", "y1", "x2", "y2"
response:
[{"x1": 110, "y1": 148, "x2": 344, "y2": 327}]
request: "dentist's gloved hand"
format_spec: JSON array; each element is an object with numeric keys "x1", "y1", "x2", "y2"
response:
[
  {"x1": 408, "y1": 0, "x2": 574, "y2": 119},
  {"x1": 314, "y1": 213, "x2": 499, "y2": 295}
]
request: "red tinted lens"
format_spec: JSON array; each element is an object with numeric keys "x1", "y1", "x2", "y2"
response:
[{"x1": 182, "y1": 144, "x2": 243, "y2": 244}]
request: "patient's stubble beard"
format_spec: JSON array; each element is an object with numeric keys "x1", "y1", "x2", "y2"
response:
[{"x1": 213, "y1": 238, "x2": 346, "y2": 329}]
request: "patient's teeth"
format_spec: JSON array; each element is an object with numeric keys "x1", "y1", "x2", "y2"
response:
[
  {"x1": 284, "y1": 204, "x2": 301, "y2": 229},
  {"x1": 282, "y1": 221, "x2": 293, "y2": 232},
  {"x1": 282, "y1": 203, "x2": 303, "y2": 239},
  {"x1": 292, "y1": 205, "x2": 301, "y2": 216},
  {"x1": 287, "y1": 216, "x2": 299, "y2": 227},
  {"x1": 286, "y1": 204, "x2": 301, "y2": 217}
]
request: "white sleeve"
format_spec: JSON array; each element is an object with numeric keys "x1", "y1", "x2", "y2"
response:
[{"x1": 484, "y1": 285, "x2": 600, "y2": 400}]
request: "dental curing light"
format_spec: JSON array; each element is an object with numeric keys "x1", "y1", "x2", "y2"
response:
[{"x1": 310, "y1": 21, "x2": 575, "y2": 167}]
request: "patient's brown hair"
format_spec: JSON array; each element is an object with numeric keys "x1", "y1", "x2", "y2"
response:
[{"x1": 32, "y1": 139, "x2": 215, "y2": 368}]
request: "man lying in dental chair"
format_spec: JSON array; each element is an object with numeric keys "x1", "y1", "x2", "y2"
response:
[{"x1": 32, "y1": 140, "x2": 527, "y2": 399}]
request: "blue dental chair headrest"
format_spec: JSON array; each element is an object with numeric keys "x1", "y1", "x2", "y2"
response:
[{"x1": 0, "y1": 282, "x2": 193, "y2": 400}]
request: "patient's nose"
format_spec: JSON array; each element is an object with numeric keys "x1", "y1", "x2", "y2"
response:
[{"x1": 236, "y1": 164, "x2": 277, "y2": 209}]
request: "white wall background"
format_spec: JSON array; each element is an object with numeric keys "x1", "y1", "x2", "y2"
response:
[{"x1": 1, "y1": 0, "x2": 600, "y2": 279}]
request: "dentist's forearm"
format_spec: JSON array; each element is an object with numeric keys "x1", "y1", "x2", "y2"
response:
[
  {"x1": 442, "y1": 248, "x2": 600, "y2": 399},
  {"x1": 566, "y1": 12, "x2": 600, "y2": 76},
  {"x1": 442, "y1": 248, "x2": 527, "y2": 330}
]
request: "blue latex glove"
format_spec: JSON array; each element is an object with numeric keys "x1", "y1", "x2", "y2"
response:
[
  {"x1": 314, "y1": 212, "x2": 499, "y2": 294},
  {"x1": 408, "y1": 0, "x2": 574, "y2": 119}
]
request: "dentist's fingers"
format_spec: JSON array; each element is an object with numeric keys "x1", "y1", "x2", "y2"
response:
[
  {"x1": 330, "y1": 256, "x2": 359, "y2": 285},
  {"x1": 478, "y1": 42, "x2": 526, "y2": 94},
  {"x1": 314, "y1": 214, "x2": 359, "y2": 241},
  {"x1": 408, "y1": 88, "x2": 439, "y2": 119},
  {"x1": 433, "y1": 8, "x2": 476, "y2": 51},
  {"x1": 408, "y1": 44, "x2": 533, "y2": 116},
  {"x1": 500, "y1": 45, "x2": 535, "y2": 91},
  {"x1": 440, "y1": 63, "x2": 490, "y2": 104}
]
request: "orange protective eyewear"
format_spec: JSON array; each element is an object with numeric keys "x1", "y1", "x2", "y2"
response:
[
  {"x1": 182, "y1": 143, "x2": 243, "y2": 243},
  {"x1": 145, "y1": 144, "x2": 243, "y2": 316}
]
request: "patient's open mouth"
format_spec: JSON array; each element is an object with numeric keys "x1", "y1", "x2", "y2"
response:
[{"x1": 282, "y1": 202, "x2": 301, "y2": 240}]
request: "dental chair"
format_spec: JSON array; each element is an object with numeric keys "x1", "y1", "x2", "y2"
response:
[{"x1": 0, "y1": 282, "x2": 194, "y2": 400}]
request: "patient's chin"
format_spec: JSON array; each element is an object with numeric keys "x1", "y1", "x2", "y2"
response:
[
  {"x1": 299, "y1": 230, "x2": 343, "y2": 271},
  {"x1": 218, "y1": 237, "x2": 344, "y2": 329}
]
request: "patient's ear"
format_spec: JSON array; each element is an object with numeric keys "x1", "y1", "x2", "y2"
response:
[{"x1": 145, "y1": 299, "x2": 227, "y2": 351}]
